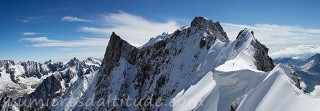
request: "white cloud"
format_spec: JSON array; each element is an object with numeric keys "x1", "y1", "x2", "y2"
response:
[
  {"x1": 310, "y1": 85, "x2": 320, "y2": 96},
  {"x1": 20, "y1": 37, "x2": 108, "y2": 47},
  {"x1": 20, "y1": 12, "x2": 181, "y2": 60},
  {"x1": 20, "y1": 12, "x2": 320, "y2": 60},
  {"x1": 222, "y1": 23, "x2": 320, "y2": 42},
  {"x1": 16, "y1": 15, "x2": 42, "y2": 23},
  {"x1": 62, "y1": 16, "x2": 91, "y2": 22},
  {"x1": 269, "y1": 45, "x2": 320, "y2": 59},
  {"x1": 22, "y1": 32, "x2": 38, "y2": 36},
  {"x1": 221, "y1": 23, "x2": 320, "y2": 58},
  {"x1": 78, "y1": 11, "x2": 180, "y2": 46}
]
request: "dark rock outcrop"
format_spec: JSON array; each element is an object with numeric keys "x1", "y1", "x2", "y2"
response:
[
  {"x1": 16, "y1": 75, "x2": 62, "y2": 111},
  {"x1": 95, "y1": 32, "x2": 138, "y2": 104},
  {"x1": 20, "y1": 61, "x2": 50, "y2": 78},
  {"x1": 0, "y1": 75, "x2": 62, "y2": 111},
  {"x1": 252, "y1": 40, "x2": 275, "y2": 71},
  {"x1": 235, "y1": 29, "x2": 275, "y2": 71},
  {"x1": 191, "y1": 16, "x2": 229, "y2": 42}
]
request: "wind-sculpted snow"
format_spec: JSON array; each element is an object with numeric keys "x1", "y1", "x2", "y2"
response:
[
  {"x1": 237, "y1": 64, "x2": 320, "y2": 111},
  {"x1": 171, "y1": 71, "x2": 219, "y2": 111}
]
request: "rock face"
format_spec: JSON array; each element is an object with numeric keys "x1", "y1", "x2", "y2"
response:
[
  {"x1": 191, "y1": 16, "x2": 229, "y2": 42},
  {"x1": 234, "y1": 29, "x2": 274, "y2": 72},
  {"x1": 252, "y1": 39, "x2": 274, "y2": 71},
  {"x1": 16, "y1": 75, "x2": 62, "y2": 111},
  {"x1": 95, "y1": 32, "x2": 138, "y2": 104},
  {"x1": 0, "y1": 75, "x2": 62, "y2": 111},
  {"x1": 74, "y1": 16, "x2": 274, "y2": 111},
  {"x1": 20, "y1": 61, "x2": 51, "y2": 78},
  {"x1": 0, "y1": 60, "x2": 17, "y2": 83}
]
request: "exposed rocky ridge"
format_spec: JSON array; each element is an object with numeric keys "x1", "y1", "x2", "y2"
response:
[
  {"x1": 235, "y1": 29, "x2": 274, "y2": 71},
  {"x1": 0, "y1": 75, "x2": 62, "y2": 111},
  {"x1": 94, "y1": 32, "x2": 138, "y2": 109},
  {"x1": 191, "y1": 16, "x2": 229, "y2": 42},
  {"x1": 0, "y1": 60, "x2": 17, "y2": 83},
  {"x1": 16, "y1": 75, "x2": 62, "y2": 111}
]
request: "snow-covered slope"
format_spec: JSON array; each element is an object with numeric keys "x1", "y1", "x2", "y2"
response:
[
  {"x1": 237, "y1": 64, "x2": 320, "y2": 111},
  {"x1": 275, "y1": 54, "x2": 320, "y2": 92},
  {"x1": 171, "y1": 71, "x2": 220, "y2": 111}
]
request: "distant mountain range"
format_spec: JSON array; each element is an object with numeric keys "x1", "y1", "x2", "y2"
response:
[
  {"x1": 0, "y1": 57, "x2": 101, "y2": 98},
  {"x1": 274, "y1": 53, "x2": 320, "y2": 92}
]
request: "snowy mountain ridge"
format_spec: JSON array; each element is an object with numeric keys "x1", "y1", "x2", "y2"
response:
[
  {"x1": 71, "y1": 16, "x2": 276, "y2": 111},
  {"x1": 2, "y1": 16, "x2": 320, "y2": 111}
]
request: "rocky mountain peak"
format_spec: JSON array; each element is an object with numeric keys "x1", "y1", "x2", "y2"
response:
[
  {"x1": 86, "y1": 57, "x2": 93, "y2": 61},
  {"x1": 100, "y1": 32, "x2": 138, "y2": 73},
  {"x1": 66, "y1": 57, "x2": 81, "y2": 67},
  {"x1": 0, "y1": 60, "x2": 15, "y2": 67},
  {"x1": 190, "y1": 16, "x2": 229, "y2": 42},
  {"x1": 243, "y1": 29, "x2": 274, "y2": 71},
  {"x1": 71, "y1": 57, "x2": 79, "y2": 62},
  {"x1": 236, "y1": 28, "x2": 254, "y2": 40},
  {"x1": 302, "y1": 53, "x2": 320, "y2": 74},
  {"x1": 44, "y1": 60, "x2": 53, "y2": 64},
  {"x1": 16, "y1": 75, "x2": 62, "y2": 111},
  {"x1": 304, "y1": 53, "x2": 320, "y2": 64},
  {"x1": 311, "y1": 53, "x2": 320, "y2": 60},
  {"x1": 233, "y1": 28, "x2": 274, "y2": 71},
  {"x1": 191, "y1": 16, "x2": 212, "y2": 28}
]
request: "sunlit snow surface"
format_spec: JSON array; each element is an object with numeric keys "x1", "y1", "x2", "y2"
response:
[
  {"x1": 237, "y1": 65, "x2": 320, "y2": 111},
  {"x1": 171, "y1": 71, "x2": 219, "y2": 111}
]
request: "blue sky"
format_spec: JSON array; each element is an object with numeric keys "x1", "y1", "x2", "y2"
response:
[{"x1": 1, "y1": 0, "x2": 320, "y2": 62}]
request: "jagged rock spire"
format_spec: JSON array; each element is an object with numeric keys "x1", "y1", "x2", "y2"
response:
[{"x1": 191, "y1": 16, "x2": 229, "y2": 42}]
